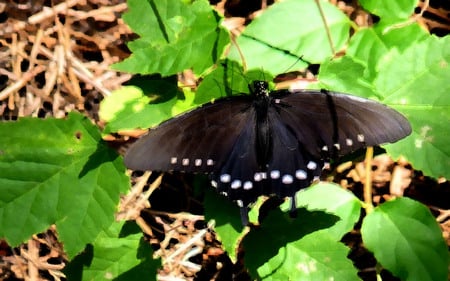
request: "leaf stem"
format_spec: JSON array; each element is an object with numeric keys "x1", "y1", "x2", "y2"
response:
[{"x1": 364, "y1": 147, "x2": 374, "y2": 213}]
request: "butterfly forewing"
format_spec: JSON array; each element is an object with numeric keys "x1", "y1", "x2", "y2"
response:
[
  {"x1": 274, "y1": 89, "x2": 412, "y2": 158},
  {"x1": 124, "y1": 96, "x2": 254, "y2": 173}
]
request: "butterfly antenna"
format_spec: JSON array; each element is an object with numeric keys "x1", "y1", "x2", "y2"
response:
[
  {"x1": 279, "y1": 55, "x2": 310, "y2": 75},
  {"x1": 230, "y1": 32, "x2": 248, "y2": 72},
  {"x1": 229, "y1": 33, "x2": 254, "y2": 91},
  {"x1": 315, "y1": 0, "x2": 336, "y2": 56}
]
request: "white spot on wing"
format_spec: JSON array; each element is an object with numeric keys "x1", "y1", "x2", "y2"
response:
[
  {"x1": 231, "y1": 180, "x2": 242, "y2": 189},
  {"x1": 282, "y1": 174, "x2": 294, "y2": 184},
  {"x1": 270, "y1": 170, "x2": 280, "y2": 179},
  {"x1": 296, "y1": 169, "x2": 307, "y2": 180},
  {"x1": 170, "y1": 157, "x2": 177, "y2": 164},
  {"x1": 243, "y1": 181, "x2": 253, "y2": 190},
  {"x1": 207, "y1": 159, "x2": 214, "y2": 166},
  {"x1": 357, "y1": 134, "x2": 365, "y2": 142},
  {"x1": 346, "y1": 138, "x2": 353, "y2": 146},
  {"x1": 220, "y1": 174, "x2": 231, "y2": 183},
  {"x1": 307, "y1": 161, "x2": 317, "y2": 170},
  {"x1": 182, "y1": 158, "x2": 189, "y2": 166},
  {"x1": 195, "y1": 159, "x2": 202, "y2": 166},
  {"x1": 255, "y1": 172, "x2": 268, "y2": 181},
  {"x1": 236, "y1": 200, "x2": 244, "y2": 207},
  {"x1": 211, "y1": 180, "x2": 217, "y2": 188},
  {"x1": 334, "y1": 143, "x2": 341, "y2": 150},
  {"x1": 322, "y1": 146, "x2": 328, "y2": 151}
]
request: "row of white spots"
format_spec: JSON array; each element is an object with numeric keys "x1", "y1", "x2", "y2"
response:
[
  {"x1": 230, "y1": 180, "x2": 254, "y2": 190},
  {"x1": 215, "y1": 166, "x2": 314, "y2": 190},
  {"x1": 321, "y1": 135, "x2": 365, "y2": 152},
  {"x1": 170, "y1": 157, "x2": 215, "y2": 166}
]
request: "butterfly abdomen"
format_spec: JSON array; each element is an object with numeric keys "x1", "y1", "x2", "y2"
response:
[{"x1": 254, "y1": 95, "x2": 272, "y2": 168}]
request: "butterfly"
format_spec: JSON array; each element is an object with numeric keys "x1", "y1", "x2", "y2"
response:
[{"x1": 124, "y1": 81, "x2": 411, "y2": 225}]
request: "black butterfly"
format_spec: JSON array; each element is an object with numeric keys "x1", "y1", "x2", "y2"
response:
[{"x1": 124, "y1": 81, "x2": 411, "y2": 224}]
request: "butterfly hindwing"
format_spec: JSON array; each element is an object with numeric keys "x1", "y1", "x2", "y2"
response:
[
  {"x1": 213, "y1": 111, "x2": 264, "y2": 206},
  {"x1": 266, "y1": 107, "x2": 323, "y2": 198}
]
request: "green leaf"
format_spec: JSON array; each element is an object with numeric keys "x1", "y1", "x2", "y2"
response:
[
  {"x1": 243, "y1": 209, "x2": 360, "y2": 280},
  {"x1": 195, "y1": 60, "x2": 273, "y2": 104},
  {"x1": 346, "y1": 23, "x2": 428, "y2": 80},
  {"x1": 65, "y1": 221, "x2": 160, "y2": 281},
  {"x1": 100, "y1": 82, "x2": 196, "y2": 133},
  {"x1": 204, "y1": 187, "x2": 244, "y2": 261},
  {"x1": 361, "y1": 197, "x2": 448, "y2": 281},
  {"x1": 113, "y1": 0, "x2": 229, "y2": 76},
  {"x1": 228, "y1": 0, "x2": 351, "y2": 75},
  {"x1": 359, "y1": 0, "x2": 417, "y2": 20},
  {"x1": 281, "y1": 183, "x2": 361, "y2": 240},
  {"x1": 318, "y1": 56, "x2": 377, "y2": 98},
  {"x1": 374, "y1": 36, "x2": 450, "y2": 179},
  {"x1": 0, "y1": 112, "x2": 129, "y2": 258}
]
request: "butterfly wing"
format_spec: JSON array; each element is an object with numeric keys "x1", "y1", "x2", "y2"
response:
[
  {"x1": 124, "y1": 96, "x2": 255, "y2": 173},
  {"x1": 212, "y1": 111, "x2": 265, "y2": 206},
  {"x1": 272, "y1": 89, "x2": 412, "y2": 158},
  {"x1": 265, "y1": 107, "x2": 323, "y2": 198}
]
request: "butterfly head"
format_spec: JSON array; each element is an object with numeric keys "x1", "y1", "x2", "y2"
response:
[{"x1": 251, "y1": 81, "x2": 270, "y2": 97}]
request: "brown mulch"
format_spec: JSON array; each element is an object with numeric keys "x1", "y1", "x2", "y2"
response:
[{"x1": 0, "y1": 0, "x2": 449, "y2": 280}]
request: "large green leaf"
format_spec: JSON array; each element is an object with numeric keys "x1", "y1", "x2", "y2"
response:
[
  {"x1": 0, "y1": 112, "x2": 128, "y2": 258},
  {"x1": 65, "y1": 221, "x2": 159, "y2": 281},
  {"x1": 99, "y1": 77, "x2": 196, "y2": 133},
  {"x1": 346, "y1": 23, "x2": 428, "y2": 80},
  {"x1": 113, "y1": 0, "x2": 229, "y2": 76},
  {"x1": 281, "y1": 183, "x2": 361, "y2": 240},
  {"x1": 359, "y1": 0, "x2": 417, "y2": 20},
  {"x1": 228, "y1": 0, "x2": 351, "y2": 75},
  {"x1": 243, "y1": 207, "x2": 360, "y2": 280},
  {"x1": 374, "y1": 36, "x2": 450, "y2": 178},
  {"x1": 361, "y1": 197, "x2": 448, "y2": 281}
]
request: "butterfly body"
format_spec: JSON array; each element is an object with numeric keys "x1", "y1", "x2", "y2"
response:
[{"x1": 124, "y1": 81, "x2": 411, "y2": 221}]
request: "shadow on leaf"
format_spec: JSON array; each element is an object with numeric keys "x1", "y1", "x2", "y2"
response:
[{"x1": 243, "y1": 207, "x2": 339, "y2": 278}]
